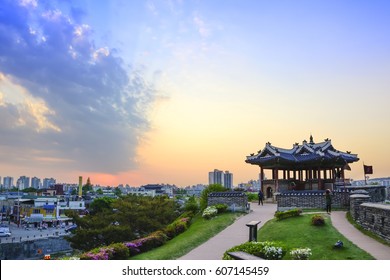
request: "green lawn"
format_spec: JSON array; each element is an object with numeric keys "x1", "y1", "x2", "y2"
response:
[
  {"x1": 257, "y1": 213, "x2": 375, "y2": 260},
  {"x1": 131, "y1": 212, "x2": 242, "y2": 260}
]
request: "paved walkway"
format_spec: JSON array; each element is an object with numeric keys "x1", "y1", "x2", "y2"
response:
[
  {"x1": 179, "y1": 203, "x2": 390, "y2": 260},
  {"x1": 331, "y1": 211, "x2": 390, "y2": 260},
  {"x1": 179, "y1": 202, "x2": 276, "y2": 260}
]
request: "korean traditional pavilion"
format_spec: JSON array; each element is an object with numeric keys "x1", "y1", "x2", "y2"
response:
[{"x1": 245, "y1": 136, "x2": 359, "y2": 197}]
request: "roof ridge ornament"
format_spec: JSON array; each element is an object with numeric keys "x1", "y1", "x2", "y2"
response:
[{"x1": 309, "y1": 134, "x2": 314, "y2": 144}]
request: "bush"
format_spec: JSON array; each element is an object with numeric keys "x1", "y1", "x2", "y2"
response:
[
  {"x1": 131, "y1": 230, "x2": 168, "y2": 252},
  {"x1": 311, "y1": 215, "x2": 325, "y2": 226},
  {"x1": 274, "y1": 208, "x2": 302, "y2": 220},
  {"x1": 200, "y1": 184, "x2": 228, "y2": 210},
  {"x1": 214, "y1": 203, "x2": 228, "y2": 213},
  {"x1": 223, "y1": 241, "x2": 286, "y2": 260},
  {"x1": 202, "y1": 206, "x2": 218, "y2": 219},
  {"x1": 80, "y1": 242, "x2": 129, "y2": 260},
  {"x1": 290, "y1": 248, "x2": 312, "y2": 260},
  {"x1": 109, "y1": 243, "x2": 130, "y2": 259},
  {"x1": 184, "y1": 196, "x2": 199, "y2": 214},
  {"x1": 163, "y1": 217, "x2": 190, "y2": 239},
  {"x1": 246, "y1": 192, "x2": 258, "y2": 202}
]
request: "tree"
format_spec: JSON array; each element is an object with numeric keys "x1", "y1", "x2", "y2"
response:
[
  {"x1": 113, "y1": 187, "x2": 122, "y2": 197},
  {"x1": 183, "y1": 196, "x2": 199, "y2": 214},
  {"x1": 65, "y1": 194, "x2": 180, "y2": 251},
  {"x1": 23, "y1": 187, "x2": 38, "y2": 193},
  {"x1": 200, "y1": 184, "x2": 228, "y2": 210},
  {"x1": 82, "y1": 177, "x2": 93, "y2": 194},
  {"x1": 89, "y1": 197, "x2": 115, "y2": 214}
]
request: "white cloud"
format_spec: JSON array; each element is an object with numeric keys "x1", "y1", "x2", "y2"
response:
[
  {"x1": 0, "y1": 1, "x2": 157, "y2": 174},
  {"x1": 193, "y1": 15, "x2": 211, "y2": 38}
]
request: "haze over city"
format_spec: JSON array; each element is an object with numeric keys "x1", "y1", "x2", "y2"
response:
[{"x1": 0, "y1": 0, "x2": 389, "y2": 187}]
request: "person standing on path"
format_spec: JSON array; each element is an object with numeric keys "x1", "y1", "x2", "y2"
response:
[
  {"x1": 258, "y1": 189, "x2": 264, "y2": 205},
  {"x1": 325, "y1": 189, "x2": 332, "y2": 214}
]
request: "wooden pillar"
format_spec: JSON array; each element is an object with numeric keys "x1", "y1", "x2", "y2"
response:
[
  {"x1": 275, "y1": 168, "x2": 279, "y2": 192},
  {"x1": 260, "y1": 167, "x2": 264, "y2": 193},
  {"x1": 318, "y1": 167, "x2": 321, "y2": 190}
]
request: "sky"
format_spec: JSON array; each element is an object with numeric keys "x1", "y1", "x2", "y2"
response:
[{"x1": 0, "y1": 0, "x2": 389, "y2": 187}]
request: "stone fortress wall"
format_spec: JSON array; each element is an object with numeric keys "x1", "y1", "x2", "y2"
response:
[
  {"x1": 208, "y1": 192, "x2": 248, "y2": 212},
  {"x1": 0, "y1": 236, "x2": 72, "y2": 260},
  {"x1": 275, "y1": 185, "x2": 389, "y2": 243}
]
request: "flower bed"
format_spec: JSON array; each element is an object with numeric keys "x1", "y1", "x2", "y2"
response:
[
  {"x1": 79, "y1": 211, "x2": 193, "y2": 260},
  {"x1": 223, "y1": 241, "x2": 286, "y2": 260},
  {"x1": 290, "y1": 248, "x2": 312, "y2": 260}
]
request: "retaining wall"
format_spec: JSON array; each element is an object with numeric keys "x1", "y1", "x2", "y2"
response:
[{"x1": 0, "y1": 236, "x2": 72, "y2": 260}]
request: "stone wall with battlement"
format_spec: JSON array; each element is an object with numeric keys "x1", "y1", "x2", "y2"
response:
[
  {"x1": 275, "y1": 186, "x2": 387, "y2": 211},
  {"x1": 208, "y1": 192, "x2": 248, "y2": 212},
  {"x1": 350, "y1": 195, "x2": 390, "y2": 243}
]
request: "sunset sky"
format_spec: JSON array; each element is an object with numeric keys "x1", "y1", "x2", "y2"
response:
[{"x1": 0, "y1": 0, "x2": 389, "y2": 187}]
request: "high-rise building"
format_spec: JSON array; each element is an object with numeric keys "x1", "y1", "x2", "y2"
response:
[
  {"x1": 3, "y1": 177, "x2": 13, "y2": 189},
  {"x1": 209, "y1": 169, "x2": 234, "y2": 189},
  {"x1": 209, "y1": 169, "x2": 224, "y2": 186},
  {"x1": 223, "y1": 171, "x2": 233, "y2": 189},
  {"x1": 43, "y1": 178, "x2": 56, "y2": 189},
  {"x1": 31, "y1": 177, "x2": 41, "y2": 189},
  {"x1": 16, "y1": 176, "x2": 30, "y2": 190}
]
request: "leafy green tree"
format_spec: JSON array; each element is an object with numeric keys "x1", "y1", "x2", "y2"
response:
[
  {"x1": 184, "y1": 196, "x2": 199, "y2": 214},
  {"x1": 200, "y1": 184, "x2": 228, "y2": 210},
  {"x1": 89, "y1": 197, "x2": 115, "y2": 214},
  {"x1": 65, "y1": 194, "x2": 180, "y2": 251},
  {"x1": 23, "y1": 187, "x2": 38, "y2": 193},
  {"x1": 113, "y1": 187, "x2": 122, "y2": 197}
]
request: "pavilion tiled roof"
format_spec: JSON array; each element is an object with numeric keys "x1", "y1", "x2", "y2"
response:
[{"x1": 246, "y1": 136, "x2": 359, "y2": 169}]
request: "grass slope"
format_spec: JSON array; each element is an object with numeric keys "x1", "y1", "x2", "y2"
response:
[
  {"x1": 257, "y1": 214, "x2": 375, "y2": 260},
  {"x1": 131, "y1": 212, "x2": 241, "y2": 260}
]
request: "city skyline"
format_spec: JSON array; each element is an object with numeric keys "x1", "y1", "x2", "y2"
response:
[{"x1": 1, "y1": 1, "x2": 389, "y2": 187}]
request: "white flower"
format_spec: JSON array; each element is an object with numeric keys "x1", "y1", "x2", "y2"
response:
[{"x1": 290, "y1": 248, "x2": 312, "y2": 260}]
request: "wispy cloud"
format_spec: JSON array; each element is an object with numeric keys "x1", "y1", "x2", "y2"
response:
[
  {"x1": 193, "y1": 14, "x2": 211, "y2": 38},
  {"x1": 0, "y1": 0, "x2": 157, "y2": 174}
]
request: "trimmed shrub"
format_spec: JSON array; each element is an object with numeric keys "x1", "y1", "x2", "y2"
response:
[
  {"x1": 223, "y1": 241, "x2": 286, "y2": 260},
  {"x1": 177, "y1": 211, "x2": 194, "y2": 220},
  {"x1": 80, "y1": 242, "x2": 129, "y2": 260},
  {"x1": 130, "y1": 230, "x2": 168, "y2": 252},
  {"x1": 163, "y1": 217, "x2": 190, "y2": 239},
  {"x1": 311, "y1": 215, "x2": 325, "y2": 226},
  {"x1": 202, "y1": 206, "x2": 218, "y2": 219},
  {"x1": 290, "y1": 248, "x2": 312, "y2": 260},
  {"x1": 274, "y1": 208, "x2": 302, "y2": 220},
  {"x1": 109, "y1": 243, "x2": 130, "y2": 260},
  {"x1": 214, "y1": 203, "x2": 228, "y2": 213}
]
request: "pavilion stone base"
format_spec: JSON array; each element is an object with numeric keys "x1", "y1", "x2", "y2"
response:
[{"x1": 208, "y1": 192, "x2": 248, "y2": 212}]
